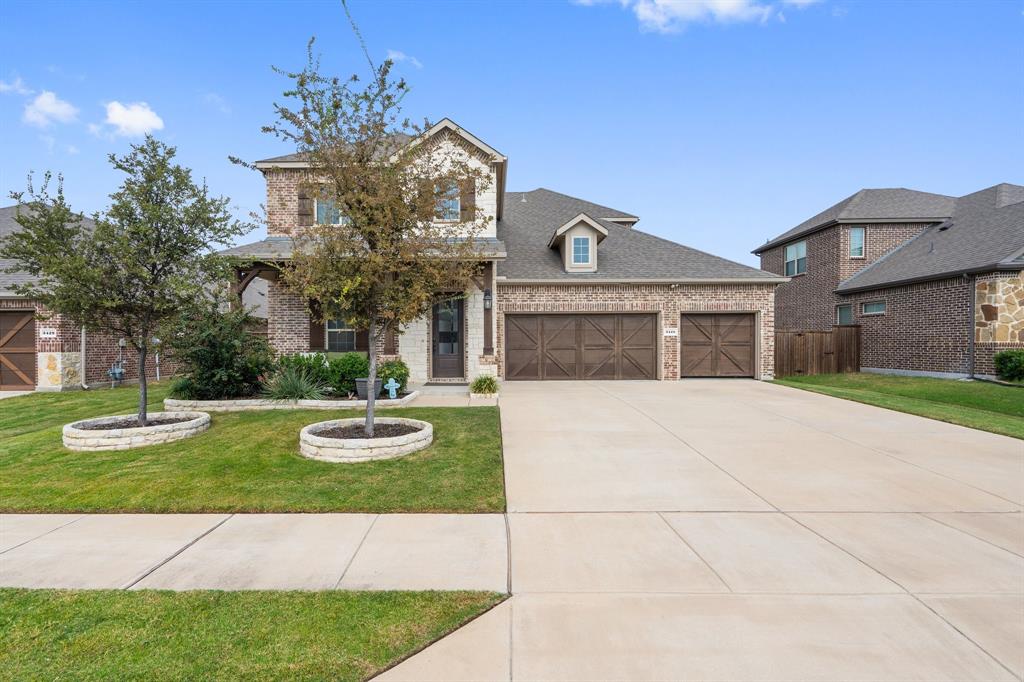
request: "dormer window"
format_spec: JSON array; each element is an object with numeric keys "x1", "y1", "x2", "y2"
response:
[
  {"x1": 436, "y1": 182, "x2": 460, "y2": 222},
  {"x1": 572, "y1": 236, "x2": 591, "y2": 264},
  {"x1": 547, "y1": 212, "x2": 608, "y2": 273}
]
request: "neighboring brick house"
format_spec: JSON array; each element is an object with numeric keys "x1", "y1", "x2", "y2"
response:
[
  {"x1": 225, "y1": 118, "x2": 786, "y2": 382},
  {"x1": 0, "y1": 206, "x2": 169, "y2": 391},
  {"x1": 754, "y1": 184, "x2": 1024, "y2": 378}
]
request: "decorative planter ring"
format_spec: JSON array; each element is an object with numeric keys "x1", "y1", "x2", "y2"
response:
[
  {"x1": 299, "y1": 417, "x2": 433, "y2": 463},
  {"x1": 62, "y1": 411, "x2": 211, "y2": 451}
]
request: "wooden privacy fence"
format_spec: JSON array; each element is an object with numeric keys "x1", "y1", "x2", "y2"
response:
[{"x1": 775, "y1": 326, "x2": 861, "y2": 378}]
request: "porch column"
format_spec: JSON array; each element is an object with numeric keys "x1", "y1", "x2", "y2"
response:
[{"x1": 483, "y1": 261, "x2": 494, "y2": 355}]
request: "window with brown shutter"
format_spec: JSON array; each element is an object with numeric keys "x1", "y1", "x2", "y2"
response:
[{"x1": 298, "y1": 187, "x2": 313, "y2": 227}]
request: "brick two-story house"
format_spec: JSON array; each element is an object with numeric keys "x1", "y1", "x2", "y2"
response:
[
  {"x1": 754, "y1": 184, "x2": 1024, "y2": 378},
  {"x1": 226, "y1": 119, "x2": 786, "y2": 383}
]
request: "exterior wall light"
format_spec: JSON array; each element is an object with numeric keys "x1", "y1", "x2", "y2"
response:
[{"x1": 483, "y1": 289, "x2": 493, "y2": 310}]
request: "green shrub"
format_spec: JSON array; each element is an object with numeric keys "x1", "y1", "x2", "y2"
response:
[
  {"x1": 261, "y1": 365, "x2": 328, "y2": 400},
  {"x1": 164, "y1": 304, "x2": 275, "y2": 400},
  {"x1": 277, "y1": 353, "x2": 330, "y2": 385},
  {"x1": 327, "y1": 352, "x2": 370, "y2": 396},
  {"x1": 379, "y1": 359, "x2": 411, "y2": 392},
  {"x1": 469, "y1": 375, "x2": 499, "y2": 395},
  {"x1": 993, "y1": 349, "x2": 1024, "y2": 382}
]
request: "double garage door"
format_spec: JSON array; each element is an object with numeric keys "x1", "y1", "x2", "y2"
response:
[
  {"x1": 504, "y1": 312, "x2": 755, "y2": 380},
  {"x1": 505, "y1": 314, "x2": 658, "y2": 380}
]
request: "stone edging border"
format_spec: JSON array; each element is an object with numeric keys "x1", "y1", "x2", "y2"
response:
[
  {"x1": 63, "y1": 411, "x2": 211, "y2": 451},
  {"x1": 163, "y1": 391, "x2": 419, "y2": 412},
  {"x1": 299, "y1": 417, "x2": 433, "y2": 463}
]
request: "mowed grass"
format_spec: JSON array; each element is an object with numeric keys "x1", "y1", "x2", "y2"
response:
[
  {"x1": 0, "y1": 588, "x2": 504, "y2": 681},
  {"x1": 775, "y1": 373, "x2": 1024, "y2": 440},
  {"x1": 0, "y1": 383, "x2": 505, "y2": 512}
]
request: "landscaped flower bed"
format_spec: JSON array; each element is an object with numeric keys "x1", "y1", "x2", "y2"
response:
[
  {"x1": 299, "y1": 417, "x2": 433, "y2": 463},
  {"x1": 63, "y1": 411, "x2": 210, "y2": 451},
  {"x1": 164, "y1": 391, "x2": 418, "y2": 412}
]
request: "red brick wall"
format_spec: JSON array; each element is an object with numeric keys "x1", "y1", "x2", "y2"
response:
[
  {"x1": 264, "y1": 169, "x2": 308, "y2": 237},
  {"x1": 267, "y1": 281, "x2": 310, "y2": 353},
  {"x1": 839, "y1": 277, "x2": 973, "y2": 374},
  {"x1": 761, "y1": 223, "x2": 932, "y2": 331},
  {"x1": 495, "y1": 283, "x2": 777, "y2": 379}
]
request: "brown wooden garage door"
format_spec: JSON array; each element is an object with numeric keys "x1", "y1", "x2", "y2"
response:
[
  {"x1": 505, "y1": 314, "x2": 657, "y2": 380},
  {"x1": 0, "y1": 310, "x2": 36, "y2": 390},
  {"x1": 680, "y1": 313, "x2": 755, "y2": 378}
]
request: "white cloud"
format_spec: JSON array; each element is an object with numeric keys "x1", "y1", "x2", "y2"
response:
[
  {"x1": 578, "y1": 0, "x2": 822, "y2": 33},
  {"x1": 386, "y1": 49, "x2": 423, "y2": 69},
  {"x1": 104, "y1": 101, "x2": 164, "y2": 137},
  {"x1": 23, "y1": 90, "x2": 79, "y2": 127},
  {"x1": 203, "y1": 92, "x2": 231, "y2": 115},
  {"x1": 66, "y1": 144, "x2": 80, "y2": 155},
  {"x1": 39, "y1": 134, "x2": 56, "y2": 154},
  {"x1": 0, "y1": 76, "x2": 33, "y2": 95}
]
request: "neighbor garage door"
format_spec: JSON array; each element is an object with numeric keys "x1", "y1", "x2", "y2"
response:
[
  {"x1": 680, "y1": 313, "x2": 755, "y2": 378},
  {"x1": 505, "y1": 314, "x2": 657, "y2": 380},
  {"x1": 0, "y1": 310, "x2": 36, "y2": 390}
]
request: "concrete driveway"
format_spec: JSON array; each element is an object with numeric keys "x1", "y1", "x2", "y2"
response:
[{"x1": 381, "y1": 380, "x2": 1024, "y2": 681}]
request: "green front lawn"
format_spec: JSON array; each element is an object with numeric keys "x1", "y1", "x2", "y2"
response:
[
  {"x1": 0, "y1": 383, "x2": 505, "y2": 512},
  {"x1": 0, "y1": 588, "x2": 504, "y2": 681},
  {"x1": 775, "y1": 373, "x2": 1024, "y2": 439}
]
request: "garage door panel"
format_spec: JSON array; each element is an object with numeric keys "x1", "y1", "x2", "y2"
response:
[
  {"x1": 681, "y1": 313, "x2": 755, "y2": 378},
  {"x1": 0, "y1": 311, "x2": 36, "y2": 390},
  {"x1": 505, "y1": 313, "x2": 656, "y2": 380}
]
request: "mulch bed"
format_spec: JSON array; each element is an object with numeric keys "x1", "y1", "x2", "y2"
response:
[
  {"x1": 76, "y1": 416, "x2": 195, "y2": 431},
  {"x1": 315, "y1": 423, "x2": 421, "y2": 439}
]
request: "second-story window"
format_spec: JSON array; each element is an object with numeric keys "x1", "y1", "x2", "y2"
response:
[
  {"x1": 572, "y1": 236, "x2": 591, "y2": 264},
  {"x1": 784, "y1": 240, "x2": 807, "y2": 276},
  {"x1": 849, "y1": 227, "x2": 865, "y2": 258},
  {"x1": 315, "y1": 199, "x2": 350, "y2": 225},
  {"x1": 436, "y1": 183, "x2": 460, "y2": 222}
]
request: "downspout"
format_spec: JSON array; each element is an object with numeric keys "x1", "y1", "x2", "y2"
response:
[
  {"x1": 79, "y1": 327, "x2": 90, "y2": 390},
  {"x1": 966, "y1": 274, "x2": 976, "y2": 379}
]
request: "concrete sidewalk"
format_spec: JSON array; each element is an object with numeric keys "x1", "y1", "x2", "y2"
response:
[{"x1": 0, "y1": 513, "x2": 508, "y2": 591}]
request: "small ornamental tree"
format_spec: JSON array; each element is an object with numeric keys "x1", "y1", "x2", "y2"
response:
[
  {"x1": 245, "y1": 36, "x2": 492, "y2": 436},
  {"x1": 1, "y1": 137, "x2": 247, "y2": 425}
]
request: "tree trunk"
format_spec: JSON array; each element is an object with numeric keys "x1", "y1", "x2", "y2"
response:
[
  {"x1": 364, "y1": 318, "x2": 378, "y2": 437},
  {"x1": 137, "y1": 345, "x2": 148, "y2": 427}
]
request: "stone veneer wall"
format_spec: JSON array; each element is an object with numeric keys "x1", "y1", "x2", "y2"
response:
[
  {"x1": 495, "y1": 283, "x2": 777, "y2": 380},
  {"x1": 975, "y1": 271, "x2": 1024, "y2": 377}
]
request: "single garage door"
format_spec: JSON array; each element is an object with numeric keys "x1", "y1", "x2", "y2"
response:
[
  {"x1": 0, "y1": 310, "x2": 36, "y2": 390},
  {"x1": 505, "y1": 314, "x2": 657, "y2": 380},
  {"x1": 680, "y1": 313, "x2": 755, "y2": 378}
]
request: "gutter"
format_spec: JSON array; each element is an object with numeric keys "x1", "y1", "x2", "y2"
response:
[
  {"x1": 496, "y1": 277, "x2": 789, "y2": 285},
  {"x1": 966, "y1": 273, "x2": 976, "y2": 378},
  {"x1": 753, "y1": 216, "x2": 950, "y2": 255},
  {"x1": 835, "y1": 262, "x2": 1021, "y2": 295},
  {"x1": 80, "y1": 326, "x2": 89, "y2": 390}
]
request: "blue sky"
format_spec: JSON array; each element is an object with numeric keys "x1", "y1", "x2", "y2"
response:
[{"x1": 1, "y1": 0, "x2": 1021, "y2": 266}]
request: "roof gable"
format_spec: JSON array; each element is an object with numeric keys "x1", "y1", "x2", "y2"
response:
[{"x1": 546, "y1": 213, "x2": 608, "y2": 249}]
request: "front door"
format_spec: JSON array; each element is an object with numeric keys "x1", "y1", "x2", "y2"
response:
[{"x1": 432, "y1": 299, "x2": 464, "y2": 379}]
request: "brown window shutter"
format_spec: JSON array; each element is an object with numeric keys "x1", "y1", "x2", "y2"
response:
[
  {"x1": 459, "y1": 179, "x2": 475, "y2": 222},
  {"x1": 308, "y1": 300, "x2": 326, "y2": 351},
  {"x1": 298, "y1": 187, "x2": 314, "y2": 227},
  {"x1": 355, "y1": 329, "x2": 370, "y2": 352},
  {"x1": 384, "y1": 327, "x2": 397, "y2": 355}
]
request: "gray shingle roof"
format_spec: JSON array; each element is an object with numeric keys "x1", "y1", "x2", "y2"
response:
[
  {"x1": 498, "y1": 189, "x2": 781, "y2": 282},
  {"x1": 837, "y1": 184, "x2": 1024, "y2": 293},
  {"x1": 754, "y1": 188, "x2": 957, "y2": 254},
  {"x1": 0, "y1": 205, "x2": 97, "y2": 297}
]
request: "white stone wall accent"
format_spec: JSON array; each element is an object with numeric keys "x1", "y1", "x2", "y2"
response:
[
  {"x1": 299, "y1": 417, "x2": 433, "y2": 463},
  {"x1": 465, "y1": 287, "x2": 485, "y2": 381},
  {"x1": 36, "y1": 351, "x2": 81, "y2": 390},
  {"x1": 398, "y1": 316, "x2": 430, "y2": 384},
  {"x1": 63, "y1": 412, "x2": 210, "y2": 451},
  {"x1": 163, "y1": 392, "x2": 419, "y2": 413}
]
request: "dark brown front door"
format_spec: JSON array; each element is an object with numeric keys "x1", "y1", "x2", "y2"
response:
[
  {"x1": 432, "y1": 299, "x2": 464, "y2": 378},
  {"x1": 0, "y1": 310, "x2": 36, "y2": 390},
  {"x1": 680, "y1": 313, "x2": 755, "y2": 378},
  {"x1": 504, "y1": 314, "x2": 657, "y2": 380}
]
